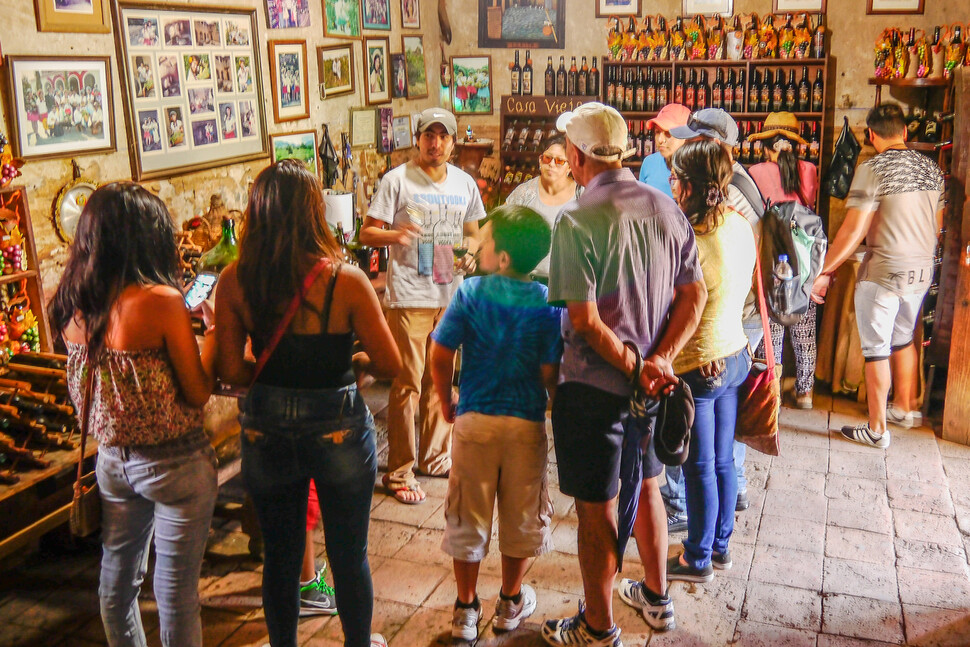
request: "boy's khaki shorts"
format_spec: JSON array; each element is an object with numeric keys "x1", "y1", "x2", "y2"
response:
[{"x1": 441, "y1": 412, "x2": 554, "y2": 562}]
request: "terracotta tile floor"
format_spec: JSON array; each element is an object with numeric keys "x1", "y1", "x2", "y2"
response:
[{"x1": 2, "y1": 392, "x2": 970, "y2": 647}]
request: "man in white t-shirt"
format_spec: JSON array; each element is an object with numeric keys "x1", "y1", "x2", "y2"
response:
[{"x1": 360, "y1": 107, "x2": 486, "y2": 504}]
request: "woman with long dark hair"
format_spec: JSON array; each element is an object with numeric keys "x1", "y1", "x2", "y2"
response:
[
  {"x1": 50, "y1": 182, "x2": 217, "y2": 647},
  {"x1": 665, "y1": 140, "x2": 756, "y2": 583},
  {"x1": 214, "y1": 159, "x2": 401, "y2": 647},
  {"x1": 748, "y1": 111, "x2": 820, "y2": 409}
]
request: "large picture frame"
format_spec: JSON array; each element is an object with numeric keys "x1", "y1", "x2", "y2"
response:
[
  {"x1": 866, "y1": 0, "x2": 923, "y2": 14},
  {"x1": 323, "y1": 0, "x2": 361, "y2": 38},
  {"x1": 595, "y1": 0, "x2": 640, "y2": 17},
  {"x1": 478, "y1": 0, "x2": 566, "y2": 49},
  {"x1": 6, "y1": 55, "x2": 116, "y2": 161},
  {"x1": 451, "y1": 55, "x2": 492, "y2": 115},
  {"x1": 317, "y1": 43, "x2": 356, "y2": 99},
  {"x1": 265, "y1": 0, "x2": 311, "y2": 28},
  {"x1": 361, "y1": 0, "x2": 391, "y2": 30},
  {"x1": 269, "y1": 40, "x2": 310, "y2": 122},
  {"x1": 363, "y1": 37, "x2": 391, "y2": 105},
  {"x1": 400, "y1": 0, "x2": 419, "y2": 28},
  {"x1": 112, "y1": 2, "x2": 268, "y2": 181},
  {"x1": 682, "y1": 0, "x2": 733, "y2": 16},
  {"x1": 34, "y1": 0, "x2": 110, "y2": 33},
  {"x1": 402, "y1": 35, "x2": 428, "y2": 99},
  {"x1": 271, "y1": 129, "x2": 319, "y2": 177},
  {"x1": 773, "y1": 0, "x2": 827, "y2": 11}
]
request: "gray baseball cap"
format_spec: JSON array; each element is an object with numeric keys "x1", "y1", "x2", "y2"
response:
[
  {"x1": 670, "y1": 108, "x2": 740, "y2": 147},
  {"x1": 414, "y1": 107, "x2": 457, "y2": 136}
]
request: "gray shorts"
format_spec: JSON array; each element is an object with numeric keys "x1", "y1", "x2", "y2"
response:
[{"x1": 854, "y1": 280, "x2": 928, "y2": 361}]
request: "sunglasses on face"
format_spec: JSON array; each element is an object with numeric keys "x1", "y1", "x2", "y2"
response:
[{"x1": 539, "y1": 153, "x2": 568, "y2": 167}]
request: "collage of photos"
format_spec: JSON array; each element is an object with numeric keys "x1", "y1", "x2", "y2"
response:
[{"x1": 123, "y1": 10, "x2": 260, "y2": 159}]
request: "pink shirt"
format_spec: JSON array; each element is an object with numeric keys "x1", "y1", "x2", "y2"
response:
[{"x1": 748, "y1": 160, "x2": 819, "y2": 208}]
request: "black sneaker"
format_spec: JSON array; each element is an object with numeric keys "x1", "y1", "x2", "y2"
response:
[
  {"x1": 712, "y1": 551, "x2": 732, "y2": 570},
  {"x1": 667, "y1": 511, "x2": 687, "y2": 533},
  {"x1": 841, "y1": 423, "x2": 891, "y2": 448},
  {"x1": 735, "y1": 490, "x2": 749, "y2": 512},
  {"x1": 666, "y1": 555, "x2": 714, "y2": 583}
]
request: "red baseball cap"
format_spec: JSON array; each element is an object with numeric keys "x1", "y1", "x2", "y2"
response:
[{"x1": 646, "y1": 103, "x2": 691, "y2": 133}]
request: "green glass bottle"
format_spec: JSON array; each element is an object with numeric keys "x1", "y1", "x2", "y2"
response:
[{"x1": 199, "y1": 216, "x2": 239, "y2": 273}]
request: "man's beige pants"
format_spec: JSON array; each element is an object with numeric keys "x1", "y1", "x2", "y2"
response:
[{"x1": 385, "y1": 307, "x2": 453, "y2": 490}]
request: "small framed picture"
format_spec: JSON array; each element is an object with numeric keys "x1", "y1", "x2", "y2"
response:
[
  {"x1": 266, "y1": 0, "x2": 311, "y2": 28},
  {"x1": 269, "y1": 40, "x2": 310, "y2": 122},
  {"x1": 595, "y1": 0, "x2": 640, "y2": 17},
  {"x1": 130, "y1": 55, "x2": 157, "y2": 100},
  {"x1": 402, "y1": 35, "x2": 428, "y2": 99},
  {"x1": 350, "y1": 106, "x2": 377, "y2": 148},
  {"x1": 125, "y1": 15, "x2": 160, "y2": 46},
  {"x1": 866, "y1": 0, "x2": 923, "y2": 14},
  {"x1": 377, "y1": 107, "x2": 393, "y2": 153},
  {"x1": 392, "y1": 115, "x2": 412, "y2": 150},
  {"x1": 157, "y1": 55, "x2": 181, "y2": 98},
  {"x1": 400, "y1": 0, "x2": 419, "y2": 28},
  {"x1": 682, "y1": 0, "x2": 733, "y2": 16},
  {"x1": 451, "y1": 55, "x2": 493, "y2": 115},
  {"x1": 35, "y1": 0, "x2": 110, "y2": 33},
  {"x1": 324, "y1": 0, "x2": 361, "y2": 38},
  {"x1": 361, "y1": 0, "x2": 391, "y2": 30},
  {"x1": 318, "y1": 44, "x2": 356, "y2": 99},
  {"x1": 773, "y1": 0, "x2": 827, "y2": 11},
  {"x1": 271, "y1": 129, "x2": 319, "y2": 177},
  {"x1": 390, "y1": 53, "x2": 408, "y2": 99},
  {"x1": 363, "y1": 37, "x2": 391, "y2": 105}
]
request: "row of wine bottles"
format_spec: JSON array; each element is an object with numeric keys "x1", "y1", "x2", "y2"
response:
[
  {"x1": 605, "y1": 65, "x2": 824, "y2": 114},
  {"x1": 510, "y1": 50, "x2": 602, "y2": 97},
  {"x1": 501, "y1": 119, "x2": 560, "y2": 152}
]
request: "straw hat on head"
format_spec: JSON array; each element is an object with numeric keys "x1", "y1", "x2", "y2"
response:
[{"x1": 747, "y1": 111, "x2": 806, "y2": 145}]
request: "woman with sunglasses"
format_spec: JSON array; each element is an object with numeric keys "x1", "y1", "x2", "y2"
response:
[
  {"x1": 666, "y1": 139, "x2": 756, "y2": 583},
  {"x1": 505, "y1": 135, "x2": 579, "y2": 281}
]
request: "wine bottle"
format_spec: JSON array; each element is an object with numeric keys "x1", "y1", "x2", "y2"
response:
[
  {"x1": 512, "y1": 164, "x2": 524, "y2": 185},
  {"x1": 685, "y1": 69, "x2": 697, "y2": 110},
  {"x1": 556, "y1": 56, "x2": 567, "y2": 95},
  {"x1": 712, "y1": 68, "x2": 724, "y2": 110},
  {"x1": 502, "y1": 118, "x2": 518, "y2": 150},
  {"x1": 624, "y1": 70, "x2": 635, "y2": 111},
  {"x1": 751, "y1": 122, "x2": 764, "y2": 162},
  {"x1": 545, "y1": 56, "x2": 555, "y2": 95},
  {"x1": 646, "y1": 68, "x2": 657, "y2": 112},
  {"x1": 639, "y1": 120, "x2": 650, "y2": 157},
  {"x1": 808, "y1": 121, "x2": 820, "y2": 163},
  {"x1": 634, "y1": 67, "x2": 646, "y2": 112},
  {"x1": 522, "y1": 50, "x2": 533, "y2": 95},
  {"x1": 785, "y1": 69, "x2": 797, "y2": 112},
  {"x1": 734, "y1": 69, "x2": 745, "y2": 113},
  {"x1": 628, "y1": 121, "x2": 638, "y2": 159},
  {"x1": 812, "y1": 14, "x2": 826, "y2": 59},
  {"x1": 657, "y1": 69, "x2": 669, "y2": 106},
  {"x1": 516, "y1": 120, "x2": 532, "y2": 151},
  {"x1": 740, "y1": 122, "x2": 753, "y2": 163},
  {"x1": 759, "y1": 69, "x2": 772, "y2": 112},
  {"x1": 697, "y1": 69, "x2": 710, "y2": 109},
  {"x1": 199, "y1": 217, "x2": 239, "y2": 273},
  {"x1": 589, "y1": 57, "x2": 600, "y2": 97},
  {"x1": 798, "y1": 66, "x2": 810, "y2": 112},
  {"x1": 606, "y1": 66, "x2": 617, "y2": 107},
  {"x1": 566, "y1": 56, "x2": 578, "y2": 95},
  {"x1": 771, "y1": 69, "x2": 785, "y2": 112},
  {"x1": 530, "y1": 123, "x2": 545, "y2": 151},
  {"x1": 923, "y1": 112, "x2": 941, "y2": 143},
  {"x1": 811, "y1": 69, "x2": 824, "y2": 112},
  {"x1": 614, "y1": 67, "x2": 626, "y2": 108},
  {"x1": 578, "y1": 56, "x2": 589, "y2": 96},
  {"x1": 511, "y1": 50, "x2": 522, "y2": 95},
  {"x1": 748, "y1": 68, "x2": 761, "y2": 113}
]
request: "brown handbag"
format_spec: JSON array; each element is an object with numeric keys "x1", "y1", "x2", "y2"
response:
[
  {"x1": 736, "y1": 251, "x2": 781, "y2": 456},
  {"x1": 70, "y1": 367, "x2": 100, "y2": 537}
]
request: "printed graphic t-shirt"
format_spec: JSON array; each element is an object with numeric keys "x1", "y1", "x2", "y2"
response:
[
  {"x1": 368, "y1": 161, "x2": 487, "y2": 308},
  {"x1": 431, "y1": 275, "x2": 563, "y2": 422},
  {"x1": 845, "y1": 149, "x2": 944, "y2": 295}
]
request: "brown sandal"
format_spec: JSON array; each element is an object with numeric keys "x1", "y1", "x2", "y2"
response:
[{"x1": 381, "y1": 474, "x2": 426, "y2": 505}]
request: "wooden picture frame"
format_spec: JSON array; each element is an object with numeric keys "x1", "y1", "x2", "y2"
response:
[
  {"x1": 34, "y1": 0, "x2": 110, "y2": 33},
  {"x1": 265, "y1": 0, "x2": 311, "y2": 28},
  {"x1": 773, "y1": 0, "x2": 827, "y2": 12},
  {"x1": 392, "y1": 114, "x2": 412, "y2": 150},
  {"x1": 361, "y1": 0, "x2": 391, "y2": 30},
  {"x1": 350, "y1": 106, "x2": 377, "y2": 148},
  {"x1": 363, "y1": 37, "x2": 391, "y2": 105},
  {"x1": 271, "y1": 129, "x2": 319, "y2": 177},
  {"x1": 390, "y1": 53, "x2": 408, "y2": 99},
  {"x1": 5, "y1": 55, "x2": 116, "y2": 161},
  {"x1": 378, "y1": 106, "x2": 393, "y2": 153},
  {"x1": 112, "y1": 2, "x2": 269, "y2": 180},
  {"x1": 682, "y1": 0, "x2": 734, "y2": 16},
  {"x1": 400, "y1": 0, "x2": 419, "y2": 29},
  {"x1": 317, "y1": 43, "x2": 356, "y2": 99},
  {"x1": 866, "y1": 0, "x2": 923, "y2": 14},
  {"x1": 478, "y1": 0, "x2": 566, "y2": 49},
  {"x1": 595, "y1": 0, "x2": 640, "y2": 17},
  {"x1": 402, "y1": 35, "x2": 428, "y2": 99},
  {"x1": 323, "y1": 0, "x2": 361, "y2": 38},
  {"x1": 451, "y1": 55, "x2": 493, "y2": 115},
  {"x1": 269, "y1": 40, "x2": 310, "y2": 123}
]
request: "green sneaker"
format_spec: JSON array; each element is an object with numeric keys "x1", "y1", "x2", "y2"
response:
[{"x1": 300, "y1": 564, "x2": 338, "y2": 616}]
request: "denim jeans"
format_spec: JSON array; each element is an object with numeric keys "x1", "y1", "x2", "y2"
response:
[
  {"x1": 241, "y1": 382, "x2": 377, "y2": 647},
  {"x1": 681, "y1": 347, "x2": 751, "y2": 569},
  {"x1": 96, "y1": 440, "x2": 218, "y2": 647}
]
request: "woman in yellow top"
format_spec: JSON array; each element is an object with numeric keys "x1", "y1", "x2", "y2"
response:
[{"x1": 666, "y1": 139, "x2": 756, "y2": 584}]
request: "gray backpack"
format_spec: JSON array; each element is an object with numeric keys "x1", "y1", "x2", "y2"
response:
[{"x1": 759, "y1": 201, "x2": 828, "y2": 326}]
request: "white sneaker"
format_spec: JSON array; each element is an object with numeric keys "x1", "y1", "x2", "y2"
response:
[
  {"x1": 541, "y1": 601, "x2": 623, "y2": 646},
  {"x1": 370, "y1": 634, "x2": 387, "y2": 647},
  {"x1": 494, "y1": 583, "x2": 537, "y2": 632},
  {"x1": 452, "y1": 603, "x2": 482, "y2": 641},
  {"x1": 887, "y1": 405, "x2": 915, "y2": 429},
  {"x1": 617, "y1": 578, "x2": 676, "y2": 632},
  {"x1": 841, "y1": 423, "x2": 891, "y2": 449}
]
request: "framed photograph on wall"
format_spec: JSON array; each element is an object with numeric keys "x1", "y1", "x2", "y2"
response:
[
  {"x1": 350, "y1": 106, "x2": 377, "y2": 148},
  {"x1": 34, "y1": 0, "x2": 110, "y2": 33},
  {"x1": 773, "y1": 0, "x2": 826, "y2": 11},
  {"x1": 378, "y1": 107, "x2": 393, "y2": 153},
  {"x1": 392, "y1": 115, "x2": 411, "y2": 150},
  {"x1": 323, "y1": 0, "x2": 361, "y2": 38},
  {"x1": 866, "y1": 0, "x2": 923, "y2": 14},
  {"x1": 317, "y1": 44, "x2": 356, "y2": 99},
  {"x1": 682, "y1": 0, "x2": 733, "y2": 16},
  {"x1": 390, "y1": 53, "x2": 408, "y2": 99},
  {"x1": 269, "y1": 40, "x2": 310, "y2": 122},
  {"x1": 595, "y1": 0, "x2": 640, "y2": 17},
  {"x1": 451, "y1": 56, "x2": 492, "y2": 115},
  {"x1": 5, "y1": 55, "x2": 115, "y2": 160},
  {"x1": 271, "y1": 129, "x2": 319, "y2": 177},
  {"x1": 363, "y1": 37, "x2": 391, "y2": 105},
  {"x1": 478, "y1": 0, "x2": 566, "y2": 49},
  {"x1": 400, "y1": 0, "x2": 419, "y2": 28},
  {"x1": 402, "y1": 35, "x2": 428, "y2": 99},
  {"x1": 112, "y1": 2, "x2": 268, "y2": 180},
  {"x1": 361, "y1": 0, "x2": 391, "y2": 30},
  {"x1": 266, "y1": 0, "x2": 311, "y2": 28}
]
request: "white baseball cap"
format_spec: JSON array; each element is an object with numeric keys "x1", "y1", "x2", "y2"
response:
[{"x1": 556, "y1": 102, "x2": 635, "y2": 162}]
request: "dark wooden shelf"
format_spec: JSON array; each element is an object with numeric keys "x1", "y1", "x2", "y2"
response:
[
  {"x1": 0, "y1": 270, "x2": 38, "y2": 286},
  {"x1": 615, "y1": 110, "x2": 823, "y2": 120},
  {"x1": 605, "y1": 58, "x2": 827, "y2": 67},
  {"x1": 907, "y1": 141, "x2": 945, "y2": 152},
  {"x1": 868, "y1": 77, "x2": 953, "y2": 87}
]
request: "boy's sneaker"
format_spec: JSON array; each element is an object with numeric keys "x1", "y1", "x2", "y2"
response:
[
  {"x1": 370, "y1": 634, "x2": 387, "y2": 647},
  {"x1": 735, "y1": 490, "x2": 750, "y2": 512},
  {"x1": 452, "y1": 601, "x2": 482, "y2": 642},
  {"x1": 841, "y1": 423, "x2": 891, "y2": 449},
  {"x1": 887, "y1": 405, "x2": 915, "y2": 429},
  {"x1": 617, "y1": 578, "x2": 675, "y2": 632},
  {"x1": 299, "y1": 568, "x2": 338, "y2": 616},
  {"x1": 541, "y1": 602, "x2": 623, "y2": 646},
  {"x1": 494, "y1": 583, "x2": 537, "y2": 632},
  {"x1": 667, "y1": 511, "x2": 687, "y2": 533},
  {"x1": 666, "y1": 555, "x2": 714, "y2": 583},
  {"x1": 712, "y1": 551, "x2": 732, "y2": 570}
]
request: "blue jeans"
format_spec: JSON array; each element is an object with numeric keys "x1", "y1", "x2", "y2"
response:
[
  {"x1": 241, "y1": 382, "x2": 377, "y2": 647},
  {"x1": 681, "y1": 347, "x2": 751, "y2": 569},
  {"x1": 97, "y1": 439, "x2": 218, "y2": 647}
]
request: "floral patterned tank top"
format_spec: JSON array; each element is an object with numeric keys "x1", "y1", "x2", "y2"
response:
[{"x1": 66, "y1": 341, "x2": 204, "y2": 447}]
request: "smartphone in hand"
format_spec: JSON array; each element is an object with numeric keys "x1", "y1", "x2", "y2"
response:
[{"x1": 184, "y1": 272, "x2": 218, "y2": 310}]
